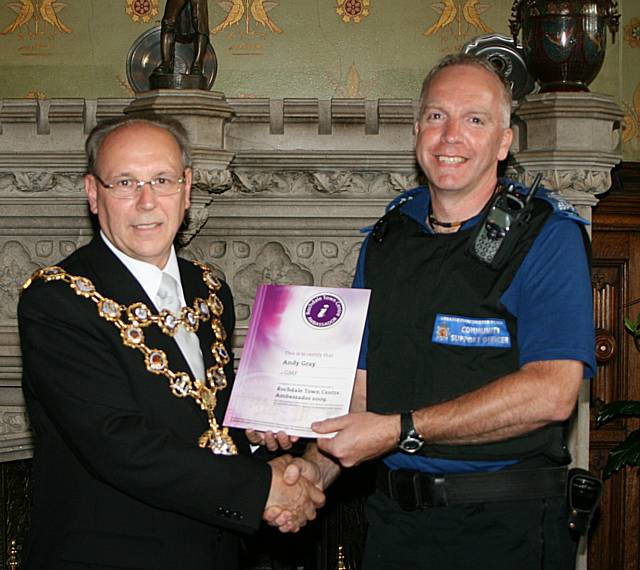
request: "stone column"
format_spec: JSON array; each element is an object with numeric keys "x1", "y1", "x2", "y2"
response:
[
  {"x1": 510, "y1": 92, "x2": 624, "y2": 219},
  {"x1": 125, "y1": 90, "x2": 236, "y2": 245},
  {"x1": 510, "y1": 92, "x2": 624, "y2": 570}
]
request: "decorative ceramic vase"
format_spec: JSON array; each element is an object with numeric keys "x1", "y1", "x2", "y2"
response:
[{"x1": 510, "y1": 0, "x2": 620, "y2": 93}]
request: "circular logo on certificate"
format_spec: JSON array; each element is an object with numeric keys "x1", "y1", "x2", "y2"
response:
[{"x1": 304, "y1": 294, "x2": 344, "y2": 328}]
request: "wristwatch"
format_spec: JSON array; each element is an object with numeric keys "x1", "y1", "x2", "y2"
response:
[{"x1": 398, "y1": 411, "x2": 424, "y2": 453}]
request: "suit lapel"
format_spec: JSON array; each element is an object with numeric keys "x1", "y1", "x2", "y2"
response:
[
  {"x1": 82, "y1": 237, "x2": 246, "y2": 452},
  {"x1": 178, "y1": 258, "x2": 217, "y2": 374},
  {"x1": 81, "y1": 237, "x2": 195, "y2": 382}
]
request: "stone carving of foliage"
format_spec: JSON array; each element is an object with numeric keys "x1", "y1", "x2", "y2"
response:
[
  {"x1": 53, "y1": 173, "x2": 84, "y2": 193},
  {"x1": 234, "y1": 172, "x2": 292, "y2": 194},
  {"x1": 233, "y1": 242, "x2": 313, "y2": 304},
  {"x1": 0, "y1": 172, "x2": 86, "y2": 194},
  {"x1": 229, "y1": 170, "x2": 419, "y2": 196},
  {"x1": 290, "y1": 173, "x2": 315, "y2": 194},
  {"x1": 520, "y1": 169, "x2": 611, "y2": 196},
  {"x1": 192, "y1": 169, "x2": 233, "y2": 194},
  {"x1": 387, "y1": 172, "x2": 421, "y2": 193},
  {"x1": 311, "y1": 171, "x2": 363, "y2": 194},
  {"x1": 368, "y1": 173, "x2": 398, "y2": 195},
  {"x1": 0, "y1": 241, "x2": 40, "y2": 321},
  {"x1": 13, "y1": 172, "x2": 54, "y2": 193},
  {"x1": 321, "y1": 242, "x2": 363, "y2": 288},
  {"x1": 0, "y1": 173, "x2": 13, "y2": 193}
]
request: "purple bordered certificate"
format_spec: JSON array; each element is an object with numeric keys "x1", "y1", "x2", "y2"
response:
[{"x1": 223, "y1": 284, "x2": 370, "y2": 438}]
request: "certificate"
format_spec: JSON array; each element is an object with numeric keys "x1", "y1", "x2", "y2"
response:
[{"x1": 223, "y1": 284, "x2": 370, "y2": 438}]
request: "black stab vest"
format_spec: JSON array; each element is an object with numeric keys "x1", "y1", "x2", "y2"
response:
[{"x1": 364, "y1": 197, "x2": 571, "y2": 462}]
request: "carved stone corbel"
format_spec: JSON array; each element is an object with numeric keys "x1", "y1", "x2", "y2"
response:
[{"x1": 510, "y1": 92, "x2": 624, "y2": 206}]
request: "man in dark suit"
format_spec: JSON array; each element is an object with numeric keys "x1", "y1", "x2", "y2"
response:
[{"x1": 18, "y1": 115, "x2": 324, "y2": 570}]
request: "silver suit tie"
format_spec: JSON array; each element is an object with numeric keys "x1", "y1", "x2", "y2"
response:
[{"x1": 156, "y1": 272, "x2": 206, "y2": 380}]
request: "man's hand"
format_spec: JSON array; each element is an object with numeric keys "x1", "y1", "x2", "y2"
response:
[
  {"x1": 246, "y1": 429, "x2": 299, "y2": 452},
  {"x1": 312, "y1": 411, "x2": 400, "y2": 468},
  {"x1": 263, "y1": 455, "x2": 325, "y2": 533}
]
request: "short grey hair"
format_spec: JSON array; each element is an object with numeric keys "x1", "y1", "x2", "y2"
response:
[
  {"x1": 418, "y1": 53, "x2": 513, "y2": 128},
  {"x1": 85, "y1": 114, "x2": 192, "y2": 175}
]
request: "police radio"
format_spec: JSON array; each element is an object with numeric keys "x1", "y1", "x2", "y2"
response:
[
  {"x1": 467, "y1": 174, "x2": 543, "y2": 269},
  {"x1": 567, "y1": 468, "x2": 603, "y2": 536}
]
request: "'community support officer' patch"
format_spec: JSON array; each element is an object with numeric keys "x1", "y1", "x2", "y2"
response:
[{"x1": 432, "y1": 314, "x2": 511, "y2": 348}]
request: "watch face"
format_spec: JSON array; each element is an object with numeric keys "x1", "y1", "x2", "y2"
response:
[{"x1": 400, "y1": 437, "x2": 423, "y2": 453}]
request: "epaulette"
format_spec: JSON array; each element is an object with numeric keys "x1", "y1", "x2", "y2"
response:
[
  {"x1": 535, "y1": 188, "x2": 589, "y2": 225},
  {"x1": 498, "y1": 178, "x2": 588, "y2": 225},
  {"x1": 384, "y1": 186, "x2": 425, "y2": 213},
  {"x1": 361, "y1": 186, "x2": 425, "y2": 236}
]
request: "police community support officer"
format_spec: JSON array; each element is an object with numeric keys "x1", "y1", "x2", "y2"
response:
[{"x1": 271, "y1": 53, "x2": 595, "y2": 570}]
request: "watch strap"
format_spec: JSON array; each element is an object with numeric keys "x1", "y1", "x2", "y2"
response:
[{"x1": 400, "y1": 411, "x2": 415, "y2": 441}]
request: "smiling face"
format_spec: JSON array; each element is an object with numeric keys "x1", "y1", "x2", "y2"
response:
[
  {"x1": 85, "y1": 122, "x2": 192, "y2": 269},
  {"x1": 415, "y1": 63, "x2": 513, "y2": 203}
]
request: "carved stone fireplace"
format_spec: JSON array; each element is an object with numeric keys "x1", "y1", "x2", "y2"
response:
[{"x1": 0, "y1": 89, "x2": 623, "y2": 568}]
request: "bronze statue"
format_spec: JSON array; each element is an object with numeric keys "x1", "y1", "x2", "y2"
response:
[{"x1": 150, "y1": 0, "x2": 212, "y2": 90}]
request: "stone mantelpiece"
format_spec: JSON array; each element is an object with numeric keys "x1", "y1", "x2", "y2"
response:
[
  {"x1": 0, "y1": 94, "x2": 423, "y2": 467},
  {"x1": 0, "y1": 92, "x2": 624, "y2": 471}
]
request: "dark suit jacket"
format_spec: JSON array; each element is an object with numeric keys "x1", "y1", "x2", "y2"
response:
[{"x1": 18, "y1": 237, "x2": 272, "y2": 570}]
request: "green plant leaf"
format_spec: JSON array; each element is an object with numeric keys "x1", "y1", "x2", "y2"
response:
[
  {"x1": 625, "y1": 316, "x2": 637, "y2": 334},
  {"x1": 596, "y1": 400, "x2": 640, "y2": 427},
  {"x1": 603, "y1": 428, "x2": 640, "y2": 478}
]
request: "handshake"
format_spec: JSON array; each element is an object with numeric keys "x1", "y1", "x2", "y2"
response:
[
  {"x1": 262, "y1": 453, "x2": 326, "y2": 533},
  {"x1": 252, "y1": 404, "x2": 394, "y2": 533}
]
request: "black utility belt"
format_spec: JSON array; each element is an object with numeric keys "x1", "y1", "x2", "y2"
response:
[{"x1": 377, "y1": 464, "x2": 567, "y2": 511}]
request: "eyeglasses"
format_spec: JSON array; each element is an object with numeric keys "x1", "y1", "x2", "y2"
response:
[{"x1": 93, "y1": 173, "x2": 185, "y2": 199}]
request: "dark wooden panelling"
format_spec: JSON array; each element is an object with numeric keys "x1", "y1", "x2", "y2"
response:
[{"x1": 590, "y1": 161, "x2": 640, "y2": 570}]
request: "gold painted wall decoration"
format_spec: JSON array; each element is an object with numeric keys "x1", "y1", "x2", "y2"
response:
[
  {"x1": 1, "y1": 0, "x2": 71, "y2": 37},
  {"x1": 211, "y1": 0, "x2": 282, "y2": 56},
  {"x1": 623, "y1": 16, "x2": 640, "y2": 48},
  {"x1": 327, "y1": 63, "x2": 377, "y2": 98},
  {"x1": 212, "y1": 0, "x2": 282, "y2": 36},
  {"x1": 621, "y1": 82, "x2": 639, "y2": 145},
  {"x1": 424, "y1": 0, "x2": 491, "y2": 42},
  {"x1": 125, "y1": 0, "x2": 158, "y2": 23},
  {"x1": 621, "y1": 18, "x2": 640, "y2": 149},
  {"x1": 336, "y1": 0, "x2": 370, "y2": 23}
]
